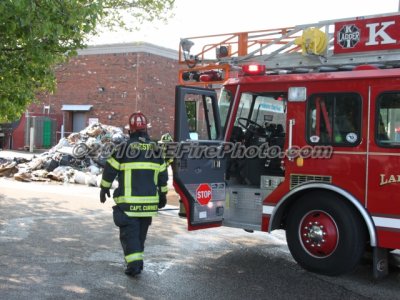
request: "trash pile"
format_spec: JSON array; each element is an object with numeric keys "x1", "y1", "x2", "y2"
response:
[{"x1": 0, "y1": 123, "x2": 125, "y2": 187}]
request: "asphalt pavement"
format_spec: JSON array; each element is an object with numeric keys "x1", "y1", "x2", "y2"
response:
[{"x1": 1, "y1": 173, "x2": 400, "y2": 299}]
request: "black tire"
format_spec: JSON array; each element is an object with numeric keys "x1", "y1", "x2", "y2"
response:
[{"x1": 286, "y1": 191, "x2": 366, "y2": 276}]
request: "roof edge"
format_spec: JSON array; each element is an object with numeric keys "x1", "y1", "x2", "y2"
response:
[{"x1": 77, "y1": 42, "x2": 178, "y2": 60}]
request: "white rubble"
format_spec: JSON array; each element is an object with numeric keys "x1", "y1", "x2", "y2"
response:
[{"x1": 0, "y1": 122, "x2": 125, "y2": 187}]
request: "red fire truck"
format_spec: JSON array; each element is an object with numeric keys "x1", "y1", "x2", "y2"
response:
[{"x1": 172, "y1": 12, "x2": 400, "y2": 278}]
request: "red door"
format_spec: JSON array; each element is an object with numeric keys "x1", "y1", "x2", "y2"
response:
[{"x1": 367, "y1": 86, "x2": 400, "y2": 249}]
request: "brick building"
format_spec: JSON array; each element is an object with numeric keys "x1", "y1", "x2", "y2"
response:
[{"x1": 2, "y1": 42, "x2": 179, "y2": 150}]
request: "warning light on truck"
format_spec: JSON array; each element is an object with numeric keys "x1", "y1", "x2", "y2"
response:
[{"x1": 242, "y1": 64, "x2": 266, "y2": 75}]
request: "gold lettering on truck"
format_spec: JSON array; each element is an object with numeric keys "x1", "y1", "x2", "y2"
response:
[{"x1": 379, "y1": 174, "x2": 400, "y2": 186}]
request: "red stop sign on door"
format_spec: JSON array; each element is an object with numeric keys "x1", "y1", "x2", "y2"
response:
[{"x1": 196, "y1": 183, "x2": 212, "y2": 206}]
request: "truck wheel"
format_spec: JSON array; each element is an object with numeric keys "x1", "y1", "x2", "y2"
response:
[{"x1": 286, "y1": 191, "x2": 366, "y2": 276}]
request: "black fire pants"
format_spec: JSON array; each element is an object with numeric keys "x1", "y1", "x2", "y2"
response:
[{"x1": 112, "y1": 206, "x2": 152, "y2": 270}]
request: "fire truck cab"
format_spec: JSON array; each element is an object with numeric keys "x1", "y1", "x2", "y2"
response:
[{"x1": 172, "y1": 13, "x2": 400, "y2": 277}]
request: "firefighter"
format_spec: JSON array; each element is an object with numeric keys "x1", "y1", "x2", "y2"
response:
[
  {"x1": 158, "y1": 132, "x2": 186, "y2": 216},
  {"x1": 99, "y1": 112, "x2": 168, "y2": 277},
  {"x1": 158, "y1": 132, "x2": 174, "y2": 167}
]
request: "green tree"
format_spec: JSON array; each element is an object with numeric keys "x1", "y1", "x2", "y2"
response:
[{"x1": 0, "y1": 0, "x2": 175, "y2": 122}]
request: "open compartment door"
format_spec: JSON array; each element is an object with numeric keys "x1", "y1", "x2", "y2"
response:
[{"x1": 173, "y1": 86, "x2": 226, "y2": 230}]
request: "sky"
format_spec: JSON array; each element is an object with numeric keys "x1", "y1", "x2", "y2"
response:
[{"x1": 88, "y1": 0, "x2": 400, "y2": 51}]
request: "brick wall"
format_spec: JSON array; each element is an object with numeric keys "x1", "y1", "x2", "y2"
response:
[{"x1": 30, "y1": 43, "x2": 179, "y2": 140}]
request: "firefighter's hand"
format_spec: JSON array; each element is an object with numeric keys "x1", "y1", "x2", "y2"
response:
[
  {"x1": 100, "y1": 188, "x2": 110, "y2": 203},
  {"x1": 158, "y1": 193, "x2": 167, "y2": 209}
]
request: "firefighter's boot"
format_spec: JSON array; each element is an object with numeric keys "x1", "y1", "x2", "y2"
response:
[
  {"x1": 125, "y1": 267, "x2": 141, "y2": 277},
  {"x1": 125, "y1": 263, "x2": 142, "y2": 277}
]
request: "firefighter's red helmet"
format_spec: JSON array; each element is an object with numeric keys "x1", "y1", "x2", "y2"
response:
[{"x1": 128, "y1": 112, "x2": 148, "y2": 131}]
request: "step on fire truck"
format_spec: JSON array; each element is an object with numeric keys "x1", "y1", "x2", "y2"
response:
[{"x1": 172, "y1": 12, "x2": 400, "y2": 278}]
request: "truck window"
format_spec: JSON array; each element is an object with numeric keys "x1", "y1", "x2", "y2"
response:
[
  {"x1": 218, "y1": 88, "x2": 232, "y2": 135},
  {"x1": 251, "y1": 95, "x2": 286, "y2": 128},
  {"x1": 307, "y1": 93, "x2": 361, "y2": 146},
  {"x1": 234, "y1": 92, "x2": 286, "y2": 127},
  {"x1": 185, "y1": 95, "x2": 218, "y2": 141},
  {"x1": 234, "y1": 93, "x2": 253, "y2": 125},
  {"x1": 376, "y1": 92, "x2": 400, "y2": 147}
]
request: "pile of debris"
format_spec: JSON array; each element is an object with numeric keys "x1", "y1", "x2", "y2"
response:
[{"x1": 0, "y1": 123, "x2": 125, "y2": 187}]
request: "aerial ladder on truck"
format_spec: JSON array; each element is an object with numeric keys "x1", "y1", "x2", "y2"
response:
[
  {"x1": 178, "y1": 12, "x2": 400, "y2": 86},
  {"x1": 173, "y1": 12, "x2": 400, "y2": 278}
]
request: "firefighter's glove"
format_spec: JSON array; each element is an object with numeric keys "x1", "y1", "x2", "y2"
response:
[
  {"x1": 158, "y1": 193, "x2": 167, "y2": 209},
  {"x1": 100, "y1": 188, "x2": 110, "y2": 203}
]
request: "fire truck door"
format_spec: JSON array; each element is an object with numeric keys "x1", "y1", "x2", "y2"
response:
[
  {"x1": 173, "y1": 86, "x2": 226, "y2": 229},
  {"x1": 367, "y1": 87, "x2": 400, "y2": 232}
]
